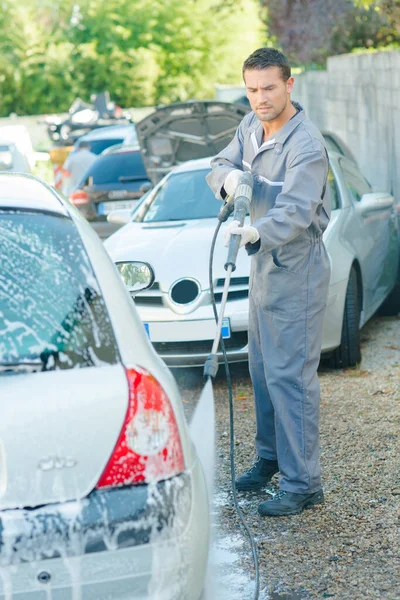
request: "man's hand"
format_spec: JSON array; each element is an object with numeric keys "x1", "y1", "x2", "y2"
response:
[
  {"x1": 223, "y1": 169, "x2": 243, "y2": 198},
  {"x1": 224, "y1": 220, "x2": 260, "y2": 248}
]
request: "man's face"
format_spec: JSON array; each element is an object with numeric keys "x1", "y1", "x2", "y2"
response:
[{"x1": 244, "y1": 66, "x2": 294, "y2": 122}]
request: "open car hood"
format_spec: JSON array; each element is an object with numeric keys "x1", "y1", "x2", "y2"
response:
[{"x1": 135, "y1": 101, "x2": 250, "y2": 185}]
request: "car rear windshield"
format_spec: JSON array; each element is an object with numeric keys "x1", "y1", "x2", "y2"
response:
[
  {"x1": 0, "y1": 211, "x2": 119, "y2": 371},
  {"x1": 134, "y1": 169, "x2": 222, "y2": 222},
  {"x1": 82, "y1": 152, "x2": 147, "y2": 186},
  {"x1": 81, "y1": 138, "x2": 124, "y2": 155}
]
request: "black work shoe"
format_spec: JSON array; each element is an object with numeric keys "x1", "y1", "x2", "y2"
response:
[
  {"x1": 235, "y1": 456, "x2": 279, "y2": 491},
  {"x1": 258, "y1": 489, "x2": 325, "y2": 517}
]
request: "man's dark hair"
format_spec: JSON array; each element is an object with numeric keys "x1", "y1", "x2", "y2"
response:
[{"x1": 242, "y1": 48, "x2": 291, "y2": 82}]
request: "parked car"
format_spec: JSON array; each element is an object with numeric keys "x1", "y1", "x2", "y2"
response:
[
  {"x1": 321, "y1": 130, "x2": 357, "y2": 163},
  {"x1": 0, "y1": 173, "x2": 209, "y2": 599},
  {"x1": 104, "y1": 150, "x2": 400, "y2": 369},
  {"x1": 68, "y1": 145, "x2": 152, "y2": 239},
  {"x1": 73, "y1": 123, "x2": 139, "y2": 156},
  {"x1": 45, "y1": 92, "x2": 133, "y2": 145},
  {"x1": 0, "y1": 140, "x2": 31, "y2": 173}
]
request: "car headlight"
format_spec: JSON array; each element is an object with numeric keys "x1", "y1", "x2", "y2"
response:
[
  {"x1": 116, "y1": 261, "x2": 155, "y2": 293},
  {"x1": 0, "y1": 151, "x2": 13, "y2": 169}
]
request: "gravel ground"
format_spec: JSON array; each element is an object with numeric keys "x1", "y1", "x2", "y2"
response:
[{"x1": 174, "y1": 315, "x2": 400, "y2": 600}]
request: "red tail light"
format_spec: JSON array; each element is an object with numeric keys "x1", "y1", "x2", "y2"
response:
[
  {"x1": 69, "y1": 189, "x2": 89, "y2": 206},
  {"x1": 96, "y1": 367, "x2": 185, "y2": 489}
]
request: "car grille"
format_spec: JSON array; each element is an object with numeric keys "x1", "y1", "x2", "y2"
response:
[
  {"x1": 152, "y1": 331, "x2": 248, "y2": 356},
  {"x1": 213, "y1": 289, "x2": 248, "y2": 302},
  {"x1": 134, "y1": 296, "x2": 163, "y2": 305},
  {"x1": 214, "y1": 276, "x2": 249, "y2": 303},
  {"x1": 216, "y1": 276, "x2": 249, "y2": 286},
  {"x1": 133, "y1": 277, "x2": 249, "y2": 306}
]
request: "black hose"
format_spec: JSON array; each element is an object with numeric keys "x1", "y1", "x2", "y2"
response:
[{"x1": 208, "y1": 221, "x2": 260, "y2": 600}]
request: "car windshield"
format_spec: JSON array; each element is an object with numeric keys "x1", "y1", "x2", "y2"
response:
[
  {"x1": 0, "y1": 211, "x2": 119, "y2": 372},
  {"x1": 82, "y1": 138, "x2": 124, "y2": 155},
  {"x1": 134, "y1": 168, "x2": 221, "y2": 222},
  {"x1": 82, "y1": 151, "x2": 147, "y2": 186}
]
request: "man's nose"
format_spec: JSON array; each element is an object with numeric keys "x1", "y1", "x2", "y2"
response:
[{"x1": 256, "y1": 90, "x2": 269, "y2": 103}]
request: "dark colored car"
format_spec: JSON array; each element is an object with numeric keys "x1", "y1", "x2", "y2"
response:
[{"x1": 69, "y1": 145, "x2": 152, "y2": 239}]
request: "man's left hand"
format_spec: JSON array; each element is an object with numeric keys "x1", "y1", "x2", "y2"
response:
[{"x1": 224, "y1": 220, "x2": 260, "y2": 248}]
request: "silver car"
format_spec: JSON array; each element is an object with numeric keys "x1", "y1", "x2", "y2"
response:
[
  {"x1": 104, "y1": 151, "x2": 400, "y2": 369},
  {"x1": 0, "y1": 173, "x2": 209, "y2": 599}
]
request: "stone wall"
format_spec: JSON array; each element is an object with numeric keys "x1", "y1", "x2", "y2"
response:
[{"x1": 293, "y1": 51, "x2": 400, "y2": 199}]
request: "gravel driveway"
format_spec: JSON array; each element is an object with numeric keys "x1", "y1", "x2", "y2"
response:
[{"x1": 174, "y1": 315, "x2": 400, "y2": 600}]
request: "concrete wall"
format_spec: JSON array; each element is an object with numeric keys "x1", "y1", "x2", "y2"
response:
[{"x1": 293, "y1": 51, "x2": 400, "y2": 200}]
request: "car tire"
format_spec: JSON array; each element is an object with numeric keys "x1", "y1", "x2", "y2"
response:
[
  {"x1": 60, "y1": 124, "x2": 71, "y2": 141},
  {"x1": 330, "y1": 266, "x2": 361, "y2": 369}
]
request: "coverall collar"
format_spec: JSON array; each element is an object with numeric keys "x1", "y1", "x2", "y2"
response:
[{"x1": 252, "y1": 101, "x2": 305, "y2": 155}]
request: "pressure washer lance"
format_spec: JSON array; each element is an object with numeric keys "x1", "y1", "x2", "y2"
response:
[
  {"x1": 204, "y1": 171, "x2": 254, "y2": 378},
  {"x1": 203, "y1": 171, "x2": 260, "y2": 600}
]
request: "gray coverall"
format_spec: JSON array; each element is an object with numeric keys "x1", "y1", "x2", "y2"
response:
[{"x1": 206, "y1": 103, "x2": 331, "y2": 493}]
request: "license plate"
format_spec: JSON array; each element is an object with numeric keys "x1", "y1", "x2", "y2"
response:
[
  {"x1": 143, "y1": 318, "x2": 231, "y2": 341},
  {"x1": 221, "y1": 318, "x2": 231, "y2": 339},
  {"x1": 98, "y1": 199, "x2": 139, "y2": 215}
]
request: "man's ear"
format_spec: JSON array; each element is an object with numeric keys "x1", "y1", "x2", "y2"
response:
[{"x1": 286, "y1": 76, "x2": 295, "y2": 94}]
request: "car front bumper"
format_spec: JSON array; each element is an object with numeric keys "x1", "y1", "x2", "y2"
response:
[
  {"x1": 0, "y1": 459, "x2": 209, "y2": 599},
  {"x1": 134, "y1": 278, "x2": 348, "y2": 367}
]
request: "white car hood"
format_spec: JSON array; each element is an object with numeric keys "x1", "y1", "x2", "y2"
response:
[
  {"x1": 105, "y1": 211, "x2": 340, "y2": 294},
  {"x1": 105, "y1": 217, "x2": 251, "y2": 291}
]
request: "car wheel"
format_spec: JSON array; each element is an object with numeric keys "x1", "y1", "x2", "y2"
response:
[
  {"x1": 330, "y1": 266, "x2": 361, "y2": 369},
  {"x1": 60, "y1": 124, "x2": 71, "y2": 141}
]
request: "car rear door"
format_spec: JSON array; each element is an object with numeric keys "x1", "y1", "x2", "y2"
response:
[{"x1": 339, "y1": 158, "x2": 398, "y2": 312}]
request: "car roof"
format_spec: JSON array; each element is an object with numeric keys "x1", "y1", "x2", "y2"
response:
[
  {"x1": 93, "y1": 145, "x2": 142, "y2": 162},
  {"x1": 78, "y1": 124, "x2": 136, "y2": 142},
  {"x1": 104, "y1": 143, "x2": 141, "y2": 155},
  {"x1": 172, "y1": 157, "x2": 213, "y2": 173},
  {"x1": 170, "y1": 148, "x2": 347, "y2": 175},
  {"x1": 0, "y1": 173, "x2": 68, "y2": 215}
]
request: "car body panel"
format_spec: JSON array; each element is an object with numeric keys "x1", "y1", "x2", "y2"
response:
[
  {"x1": 0, "y1": 458, "x2": 208, "y2": 600},
  {"x1": 136, "y1": 101, "x2": 251, "y2": 184},
  {"x1": 0, "y1": 173, "x2": 66, "y2": 214},
  {"x1": 0, "y1": 365, "x2": 128, "y2": 509}
]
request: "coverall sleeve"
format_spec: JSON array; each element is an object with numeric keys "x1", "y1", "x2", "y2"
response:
[
  {"x1": 205, "y1": 123, "x2": 245, "y2": 200},
  {"x1": 251, "y1": 149, "x2": 328, "y2": 252}
]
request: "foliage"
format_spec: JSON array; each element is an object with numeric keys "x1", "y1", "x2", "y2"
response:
[
  {"x1": 0, "y1": 0, "x2": 263, "y2": 116},
  {"x1": 261, "y1": 0, "x2": 400, "y2": 66},
  {"x1": 354, "y1": 0, "x2": 400, "y2": 32}
]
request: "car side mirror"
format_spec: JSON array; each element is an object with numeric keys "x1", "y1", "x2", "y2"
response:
[
  {"x1": 115, "y1": 261, "x2": 155, "y2": 295},
  {"x1": 107, "y1": 208, "x2": 133, "y2": 225},
  {"x1": 355, "y1": 193, "x2": 394, "y2": 215}
]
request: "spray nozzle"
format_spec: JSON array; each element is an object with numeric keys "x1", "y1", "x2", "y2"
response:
[{"x1": 217, "y1": 195, "x2": 235, "y2": 222}]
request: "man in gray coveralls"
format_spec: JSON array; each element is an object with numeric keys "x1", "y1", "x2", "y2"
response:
[{"x1": 206, "y1": 48, "x2": 331, "y2": 516}]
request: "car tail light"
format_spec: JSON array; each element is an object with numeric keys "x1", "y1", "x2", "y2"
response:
[
  {"x1": 96, "y1": 367, "x2": 185, "y2": 489},
  {"x1": 69, "y1": 189, "x2": 89, "y2": 206}
]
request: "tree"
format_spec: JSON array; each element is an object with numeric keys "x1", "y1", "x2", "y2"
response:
[
  {"x1": 355, "y1": 0, "x2": 400, "y2": 33},
  {"x1": 261, "y1": 0, "x2": 400, "y2": 66},
  {"x1": 0, "y1": 0, "x2": 264, "y2": 115}
]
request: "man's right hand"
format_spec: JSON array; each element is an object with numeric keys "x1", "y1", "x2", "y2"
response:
[{"x1": 223, "y1": 169, "x2": 243, "y2": 198}]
